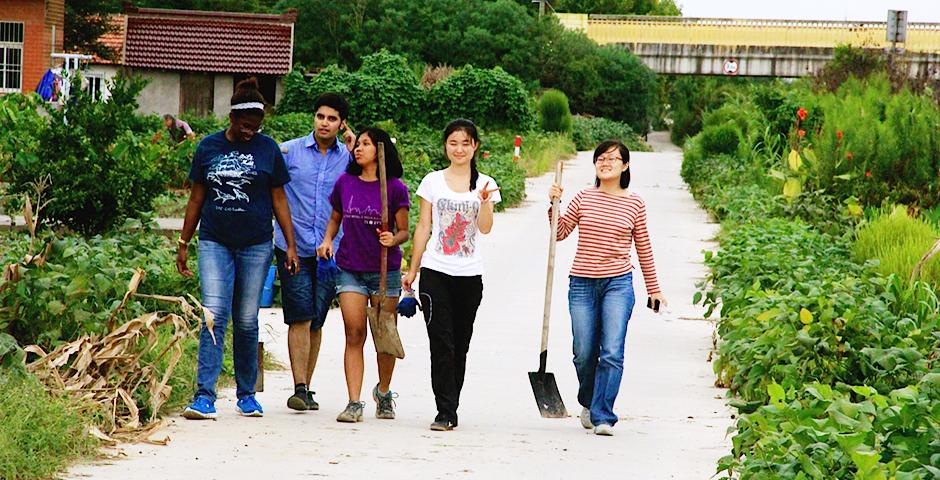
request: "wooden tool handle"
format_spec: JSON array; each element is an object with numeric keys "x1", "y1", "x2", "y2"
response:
[
  {"x1": 539, "y1": 162, "x2": 563, "y2": 370},
  {"x1": 377, "y1": 142, "x2": 389, "y2": 311}
]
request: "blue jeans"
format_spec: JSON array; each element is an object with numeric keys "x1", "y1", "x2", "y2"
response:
[
  {"x1": 568, "y1": 272, "x2": 635, "y2": 426},
  {"x1": 195, "y1": 239, "x2": 273, "y2": 402}
]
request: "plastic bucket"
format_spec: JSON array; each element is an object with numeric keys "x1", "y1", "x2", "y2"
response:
[{"x1": 260, "y1": 265, "x2": 277, "y2": 307}]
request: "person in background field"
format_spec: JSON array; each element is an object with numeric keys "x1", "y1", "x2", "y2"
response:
[
  {"x1": 176, "y1": 77, "x2": 300, "y2": 420},
  {"x1": 402, "y1": 119, "x2": 501, "y2": 431},
  {"x1": 548, "y1": 140, "x2": 667, "y2": 436},
  {"x1": 276, "y1": 93, "x2": 355, "y2": 412},
  {"x1": 163, "y1": 114, "x2": 196, "y2": 143},
  {"x1": 317, "y1": 128, "x2": 410, "y2": 423}
]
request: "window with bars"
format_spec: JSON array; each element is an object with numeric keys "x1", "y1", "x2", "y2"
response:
[{"x1": 0, "y1": 21, "x2": 24, "y2": 92}]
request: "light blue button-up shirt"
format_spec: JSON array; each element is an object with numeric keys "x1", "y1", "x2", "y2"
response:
[{"x1": 274, "y1": 133, "x2": 350, "y2": 258}]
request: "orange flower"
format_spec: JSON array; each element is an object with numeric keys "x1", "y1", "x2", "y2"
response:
[
  {"x1": 798, "y1": 129, "x2": 806, "y2": 138},
  {"x1": 836, "y1": 131, "x2": 843, "y2": 140},
  {"x1": 846, "y1": 151, "x2": 854, "y2": 160},
  {"x1": 865, "y1": 170, "x2": 872, "y2": 178},
  {"x1": 797, "y1": 107, "x2": 807, "y2": 121}
]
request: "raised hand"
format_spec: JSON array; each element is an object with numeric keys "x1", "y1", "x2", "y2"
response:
[
  {"x1": 548, "y1": 183, "x2": 563, "y2": 202},
  {"x1": 478, "y1": 181, "x2": 500, "y2": 203}
]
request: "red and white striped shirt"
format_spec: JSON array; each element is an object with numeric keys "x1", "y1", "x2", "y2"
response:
[{"x1": 550, "y1": 188, "x2": 660, "y2": 294}]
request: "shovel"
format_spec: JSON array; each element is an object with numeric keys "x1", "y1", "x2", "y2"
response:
[
  {"x1": 529, "y1": 162, "x2": 567, "y2": 418},
  {"x1": 367, "y1": 141, "x2": 406, "y2": 359}
]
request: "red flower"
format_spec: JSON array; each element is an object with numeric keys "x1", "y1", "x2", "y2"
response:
[
  {"x1": 798, "y1": 129, "x2": 806, "y2": 138},
  {"x1": 482, "y1": 151, "x2": 491, "y2": 159},
  {"x1": 797, "y1": 107, "x2": 808, "y2": 121},
  {"x1": 865, "y1": 170, "x2": 872, "y2": 178},
  {"x1": 846, "y1": 151, "x2": 854, "y2": 160},
  {"x1": 836, "y1": 131, "x2": 843, "y2": 140}
]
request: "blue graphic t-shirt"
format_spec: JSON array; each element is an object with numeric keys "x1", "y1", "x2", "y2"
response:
[{"x1": 189, "y1": 130, "x2": 290, "y2": 248}]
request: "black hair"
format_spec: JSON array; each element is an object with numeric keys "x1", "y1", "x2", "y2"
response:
[
  {"x1": 314, "y1": 92, "x2": 350, "y2": 121},
  {"x1": 346, "y1": 128, "x2": 403, "y2": 179},
  {"x1": 230, "y1": 77, "x2": 266, "y2": 118},
  {"x1": 593, "y1": 140, "x2": 631, "y2": 188},
  {"x1": 162, "y1": 114, "x2": 175, "y2": 121},
  {"x1": 443, "y1": 118, "x2": 481, "y2": 191}
]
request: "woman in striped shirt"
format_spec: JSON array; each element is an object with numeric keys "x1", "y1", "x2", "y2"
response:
[{"x1": 548, "y1": 139, "x2": 667, "y2": 436}]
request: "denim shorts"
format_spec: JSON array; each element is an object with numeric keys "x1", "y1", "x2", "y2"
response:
[
  {"x1": 275, "y1": 248, "x2": 335, "y2": 330},
  {"x1": 335, "y1": 267, "x2": 402, "y2": 297}
]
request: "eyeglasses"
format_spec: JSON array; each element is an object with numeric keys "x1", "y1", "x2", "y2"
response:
[{"x1": 596, "y1": 156, "x2": 623, "y2": 164}]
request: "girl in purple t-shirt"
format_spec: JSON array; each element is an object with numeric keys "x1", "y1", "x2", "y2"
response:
[{"x1": 317, "y1": 127, "x2": 410, "y2": 423}]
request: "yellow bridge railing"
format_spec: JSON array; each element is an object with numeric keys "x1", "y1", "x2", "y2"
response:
[{"x1": 556, "y1": 13, "x2": 940, "y2": 53}]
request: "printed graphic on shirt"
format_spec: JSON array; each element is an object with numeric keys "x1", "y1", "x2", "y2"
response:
[
  {"x1": 343, "y1": 195, "x2": 382, "y2": 228},
  {"x1": 207, "y1": 151, "x2": 257, "y2": 212},
  {"x1": 435, "y1": 198, "x2": 479, "y2": 257}
]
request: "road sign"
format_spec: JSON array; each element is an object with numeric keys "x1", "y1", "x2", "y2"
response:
[
  {"x1": 723, "y1": 58, "x2": 739, "y2": 75},
  {"x1": 887, "y1": 10, "x2": 908, "y2": 43}
]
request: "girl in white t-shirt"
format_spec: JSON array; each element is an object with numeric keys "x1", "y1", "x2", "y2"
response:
[{"x1": 402, "y1": 119, "x2": 500, "y2": 431}]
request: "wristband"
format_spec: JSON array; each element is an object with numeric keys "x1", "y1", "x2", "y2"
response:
[{"x1": 177, "y1": 237, "x2": 189, "y2": 247}]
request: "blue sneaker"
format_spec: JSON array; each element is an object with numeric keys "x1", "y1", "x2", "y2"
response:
[
  {"x1": 182, "y1": 396, "x2": 217, "y2": 420},
  {"x1": 236, "y1": 395, "x2": 264, "y2": 417}
]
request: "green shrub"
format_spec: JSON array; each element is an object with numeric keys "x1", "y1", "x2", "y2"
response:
[
  {"x1": 698, "y1": 123, "x2": 740, "y2": 156},
  {"x1": 353, "y1": 50, "x2": 425, "y2": 127},
  {"x1": 0, "y1": 93, "x2": 45, "y2": 183},
  {"x1": 276, "y1": 69, "x2": 314, "y2": 114},
  {"x1": 427, "y1": 65, "x2": 534, "y2": 130},
  {"x1": 263, "y1": 112, "x2": 315, "y2": 143},
  {"x1": 571, "y1": 115, "x2": 649, "y2": 152},
  {"x1": 0, "y1": 372, "x2": 97, "y2": 480},
  {"x1": 537, "y1": 89, "x2": 572, "y2": 133},
  {"x1": 6, "y1": 73, "x2": 166, "y2": 235},
  {"x1": 853, "y1": 206, "x2": 940, "y2": 285}
]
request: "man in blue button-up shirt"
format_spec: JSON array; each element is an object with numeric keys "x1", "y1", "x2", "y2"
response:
[{"x1": 274, "y1": 93, "x2": 355, "y2": 411}]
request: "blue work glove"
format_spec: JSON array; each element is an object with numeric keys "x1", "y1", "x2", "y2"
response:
[
  {"x1": 316, "y1": 257, "x2": 338, "y2": 282},
  {"x1": 397, "y1": 289, "x2": 421, "y2": 318}
]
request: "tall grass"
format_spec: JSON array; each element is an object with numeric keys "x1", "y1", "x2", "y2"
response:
[
  {"x1": 0, "y1": 373, "x2": 97, "y2": 480},
  {"x1": 853, "y1": 205, "x2": 940, "y2": 285}
]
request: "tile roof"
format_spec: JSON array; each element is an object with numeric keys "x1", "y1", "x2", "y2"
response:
[
  {"x1": 93, "y1": 15, "x2": 126, "y2": 64},
  {"x1": 102, "y1": 7, "x2": 295, "y2": 75}
]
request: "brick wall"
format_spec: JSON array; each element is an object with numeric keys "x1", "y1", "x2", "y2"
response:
[{"x1": 0, "y1": 0, "x2": 63, "y2": 93}]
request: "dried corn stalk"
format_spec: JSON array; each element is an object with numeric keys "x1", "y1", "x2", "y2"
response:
[
  {"x1": 911, "y1": 238, "x2": 940, "y2": 283},
  {"x1": 25, "y1": 291, "x2": 203, "y2": 441}
]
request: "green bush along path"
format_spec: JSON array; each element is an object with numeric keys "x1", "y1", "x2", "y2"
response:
[{"x1": 66, "y1": 132, "x2": 730, "y2": 479}]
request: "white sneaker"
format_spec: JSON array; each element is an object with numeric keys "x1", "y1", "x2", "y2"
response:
[
  {"x1": 594, "y1": 424, "x2": 613, "y2": 436},
  {"x1": 580, "y1": 408, "x2": 593, "y2": 429}
]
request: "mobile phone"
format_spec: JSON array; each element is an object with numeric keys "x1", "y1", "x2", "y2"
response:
[{"x1": 647, "y1": 297, "x2": 661, "y2": 313}]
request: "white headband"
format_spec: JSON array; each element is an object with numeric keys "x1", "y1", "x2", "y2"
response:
[{"x1": 231, "y1": 102, "x2": 265, "y2": 111}]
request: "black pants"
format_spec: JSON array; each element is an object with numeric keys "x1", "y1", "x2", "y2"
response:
[{"x1": 419, "y1": 267, "x2": 483, "y2": 424}]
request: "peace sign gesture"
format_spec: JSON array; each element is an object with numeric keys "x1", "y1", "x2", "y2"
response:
[{"x1": 478, "y1": 181, "x2": 500, "y2": 203}]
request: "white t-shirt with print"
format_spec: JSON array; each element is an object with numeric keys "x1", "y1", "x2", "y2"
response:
[{"x1": 416, "y1": 170, "x2": 502, "y2": 277}]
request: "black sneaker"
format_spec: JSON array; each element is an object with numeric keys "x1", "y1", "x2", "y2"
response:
[
  {"x1": 287, "y1": 391, "x2": 308, "y2": 411},
  {"x1": 430, "y1": 414, "x2": 456, "y2": 431},
  {"x1": 306, "y1": 390, "x2": 319, "y2": 411},
  {"x1": 372, "y1": 384, "x2": 397, "y2": 420}
]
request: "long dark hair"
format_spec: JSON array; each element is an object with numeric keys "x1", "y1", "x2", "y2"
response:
[
  {"x1": 346, "y1": 128, "x2": 403, "y2": 179},
  {"x1": 230, "y1": 77, "x2": 266, "y2": 119},
  {"x1": 443, "y1": 118, "x2": 481, "y2": 191},
  {"x1": 593, "y1": 140, "x2": 631, "y2": 188}
]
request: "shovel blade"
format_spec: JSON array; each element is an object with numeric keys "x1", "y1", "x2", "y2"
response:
[
  {"x1": 368, "y1": 308, "x2": 405, "y2": 359},
  {"x1": 528, "y1": 371, "x2": 567, "y2": 418}
]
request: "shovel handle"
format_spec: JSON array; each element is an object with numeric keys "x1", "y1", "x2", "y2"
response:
[
  {"x1": 540, "y1": 162, "x2": 563, "y2": 358},
  {"x1": 377, "y1": 142, "x2": 389, "y2": 314}
]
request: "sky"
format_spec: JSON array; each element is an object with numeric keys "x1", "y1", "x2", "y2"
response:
[{"x1": 677, "y1": 0, "x2": 940, "y2": 23}]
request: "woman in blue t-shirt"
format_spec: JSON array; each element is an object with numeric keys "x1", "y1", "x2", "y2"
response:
[
  {"x1": 176, "y1": 77, "x2": 301, "y2": 420},
  {"x1": 317, "y1": 127, "x2": 411, "y2": 423}
]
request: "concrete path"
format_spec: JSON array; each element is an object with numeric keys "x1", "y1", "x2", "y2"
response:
[{"x1": 66, "y1": 132, "x2": 729, "y2": 480}]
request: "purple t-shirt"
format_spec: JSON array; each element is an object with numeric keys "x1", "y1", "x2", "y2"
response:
[{"x1": 330, "y1": 173, "x2": 411, "y2": 272}]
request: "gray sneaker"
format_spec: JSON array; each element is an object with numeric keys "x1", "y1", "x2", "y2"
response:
[
  {"x1": 336, "y1": 401, "x2": 365, "y2": 423},
  {"x1": 372, "y1": 384, "x2": 398, "y2": 420},
  {"x1": 580, "y1": 407, "x2": 594, "y2": 429}
]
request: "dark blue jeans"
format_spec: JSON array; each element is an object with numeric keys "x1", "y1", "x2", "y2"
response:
[
  {"x1": 568, "y1": 272, "x2": 635, "y2": 426},
  {"x1": 194, "y1": 239, "x2": 272, "y2": 402}
]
